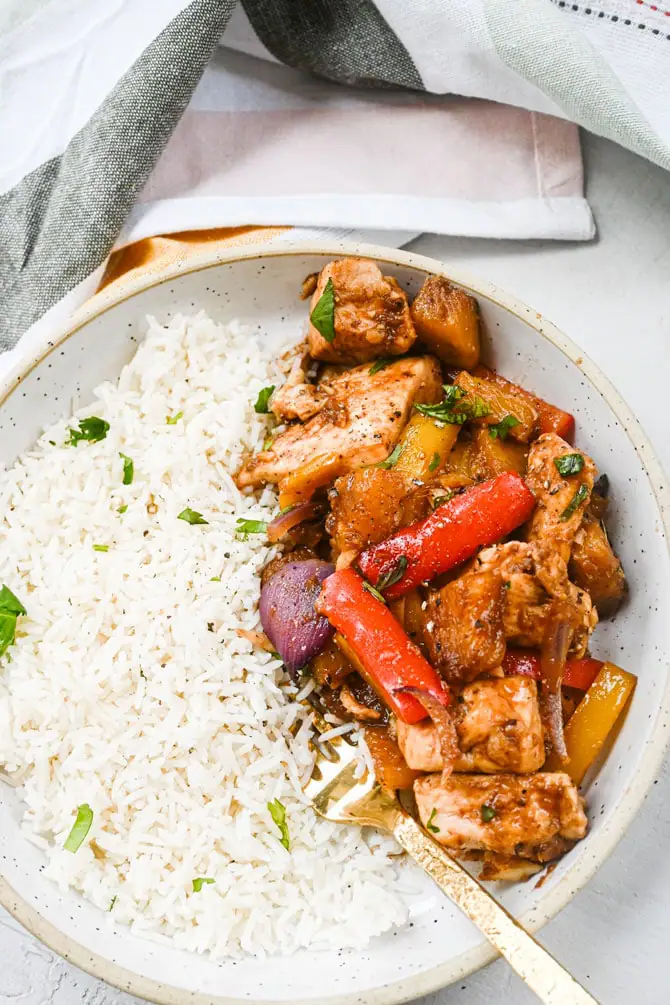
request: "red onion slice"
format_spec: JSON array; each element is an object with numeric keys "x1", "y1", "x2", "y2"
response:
[
  {"x1": 259, "y1": 560, "x2": 334, "y2": 674},
  {"x1": 398, "y1": 686, "x2": 458, "y2": 784},
  {"x1": 267, "y1": 503, "x2": 325, "y2": 544},
  {"x1": 540, "y1": 601, "x2": 575, "y2": 763}
]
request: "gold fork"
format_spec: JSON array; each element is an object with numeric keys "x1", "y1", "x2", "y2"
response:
[{"x1": 304, "y1": 716, "x2": 598, "y2": 1005}]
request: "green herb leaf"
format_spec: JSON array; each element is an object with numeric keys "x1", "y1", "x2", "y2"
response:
[
  {"x1": 480, "y1": 803, "x2": 497, "y2": 823},
  {"x1": 428, "y1": 451, "x2": 441, "y2": 472},
  {"x1": 560, "y1": 484, "x2": 590, "y2": 522},
  {"x1": 270, "y1": 650, "x2": 282, "y2": 661},
  {"x1": 210, "y1": 576, "x2": 221, "y2": 582},
  {"x1": 0, "y1": 587, "x2": 24, "y2": 660},
  {"x1": 235, "y1": 518, "x2": 267, "y2": 537},
  {"x1": 119, "y1": 452, "x2": 134, "y2": 485},
  {"x1": 0, "y1": 585, "x2": 27, "y2": 617},
  {"x1": 309, "y1": 277, "x2": 336, "y2": 342},
  {"x1": 254, "y1": 385, "x2": 275, "y2": 414},
  {"x1": 67, "y1": 416, "x2": 109, "y2": 446},
  {"x1": 0, "y1": 614, "x2": 18, "y2": 659},
  {"x1": 108, "y1": 896, "x2": 117, "y2": 911},
  {"x1": 376, "y1": 443, "x2": 404, "y2": 470},
  {"x1": 267, "y1": 798, "x2": 290, "y2": 850},
  {"x1": 64, "y1": 804, "x2": 94, "y2": 852},
  {"x1": 554, "y1": 453, "x2": 585, "y2": 477},
  {"x1": 118, "y1": 504, "x2": 128, "y2": 514},
  {"x1": 415, "y1": 384, "x2": 490, "y2": 425},
  {"x1": 488, "y1": 415, "x2": 521, "y2": 440},
  {"x1": 369, "y1": 358, "x2": 395, "y2": 376},
  {"x1": 192, "y1": 877, "x2": 215, "y2": 893},
  {"x1": 178, "y1": 508, "x2": 208, "y2": 525},
  {"x1": 426, "y1": 807, "x2": 440, "y2": 834},
  {"x1": 166, "y1": 411, "x2": 184, "y2": 425},
  {"x1": 93, "y1": 544, "x2": 109, "y2": 553},
  {"x1": 361, "y1": 580, "x2": 387, "y2": 605},
  {"x1": 377, "y1": 556, "x2": 409, "y2": 591},
  {"x1": 431, "y1": 491, "x2": 454, "y2": 510},
  {"x1": 48, "y1": 440, "x2": 56, "y2": 446}
]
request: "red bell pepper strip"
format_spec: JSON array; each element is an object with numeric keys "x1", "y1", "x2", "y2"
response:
[
  {"x1": 357, "y1": 472, "x2": 535, "y2": 600},
  {"x1": 316, "y1": 568, "x2": 450, "y2": 724},
  {"x1": 474, "y1": 365, "x2": 575, "y2": 442},
  {"x1": 502, "y1": 649, "x2": 603, "y2": 691}
]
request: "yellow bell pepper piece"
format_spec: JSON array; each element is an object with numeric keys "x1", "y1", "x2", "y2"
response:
[
  {"x1": 278, "y1": 452, "x2": 345, "y2": 509},
  {"x1": 393, "y1": 413, "x2": 459, "y2": 483},
  {"x1": 546, "y1": 662, "x2": 636, "y2": 784}
]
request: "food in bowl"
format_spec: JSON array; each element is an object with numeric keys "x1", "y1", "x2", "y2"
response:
[
  {"x1": 240, "y1": 257, "x2": 636, "y2": 883},
  {"x1": 0, "y1": 256, "x2": 636, "y2": 960}
]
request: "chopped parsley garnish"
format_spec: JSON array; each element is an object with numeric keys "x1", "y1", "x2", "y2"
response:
[
  {"x1": 377, "y1": 556, "x2": 409, "y2": 591},
  {"x1": 118, "y1": 504, "x2": 128, "y2": 514},
  {"x1": 432, "y1": 491, "x2": 454, "y2": 510},
  {"x1": 369, "y1": 358, "x2": 395, "y2": 376},
  {"x1": 415, "y1": 384, "x2": 490, "y2": 425},
  {"x1": 488, "y1": 415, "x2": 521, "y2": 440},
  {"x1": 178, "y1": 508, "x2": 208, "y2": 525},
  {"x1": 309, "y1": 277, "x2": 336, "y2": 342},
  {"x1": 426, "y1": 808, "x2": 440, "y2": 833},
  {"x1": 270, "y1": 650, "x2": 282, "y2": 661},
  {"x1": 0, "y1": 585, "x2": 27, "y2": 660},
  {"x1": 166, "y1": 411, "x2": 183, "y2": 425},
  {"x1": 119, "y1": 452, "x2": 134, "y2": 485},
  {"x1": 268, "y1": 798, "x2": 290, "y2": 850},
  {"x1": 554, "y1": 453, "x2": 585, "y2": 477},
  {"x1": 480, "y1": 804, "x2": 497, "y2": 823},
  {"x1": 235, "y1": 518, "x2": 268, "y2": 538},
  {"x1": 108, "y1": 896, "x2": 117, "y2": 911},
  {"x1": 192, "y1": 877, "x2": 215, "y2": 893},
  {"x1": 210, "y1": 576, "x2": 221, "y2": 582},
  {"x1": 560, "y1": 484, "x2": 590, "y2": 521},
  {"x1": 64, "y1": 804, "x2": 93, "y2": 852},
  {"x1": 254, "y1": 385, "x2": 275, "y2": 414},
  {"x1": 361, "y1": 580, "x2": 387, "y2": 605},
  {"x1": 428, "y1": 451, "x2": 441, "y2": 472},
  {"x1": 376, "y1": 443, "x2": 404, "y2": 469},
  {"x1": 67, "y1": 416, "x2": 109, "y2": 446},
  {"x1": 93, "y1": 544, "x2": 109, "y2": 552}
]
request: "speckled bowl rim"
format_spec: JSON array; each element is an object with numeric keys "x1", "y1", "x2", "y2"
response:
[{"x1": 0, "y1": 239, "x2": 668, "y2": 1005}]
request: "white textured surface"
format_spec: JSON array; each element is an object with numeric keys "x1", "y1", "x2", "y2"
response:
[{"x1": 1, "y1": 131, "x2": 669, "y2": 1005}]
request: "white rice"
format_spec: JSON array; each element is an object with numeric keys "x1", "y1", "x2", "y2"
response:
[{"x1": 0, "y1": 312, "x2": 408, "y2": 958}]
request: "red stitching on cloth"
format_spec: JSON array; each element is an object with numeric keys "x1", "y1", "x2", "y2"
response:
[{"x1": 635, "y1": 0, "x2": 670, "y2": 16}]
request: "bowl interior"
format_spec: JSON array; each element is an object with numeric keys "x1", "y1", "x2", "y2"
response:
[{"x1": 0, "y1": 250, "x2": 668, "y2": 1005}]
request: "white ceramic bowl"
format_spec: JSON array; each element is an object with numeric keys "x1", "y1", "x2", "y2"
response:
[{"x1": 0, "y1": 242, "x2": 669, "y2": 1005}]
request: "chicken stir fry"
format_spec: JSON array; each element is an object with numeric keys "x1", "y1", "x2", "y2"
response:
[{"x1": 241, "y1": 257, "x2": 635, "y2": 883}]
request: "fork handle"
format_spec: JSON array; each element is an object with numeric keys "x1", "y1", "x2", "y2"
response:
[{"x1": 393, "y1": 814, "x2": 598, "y2": 1005}]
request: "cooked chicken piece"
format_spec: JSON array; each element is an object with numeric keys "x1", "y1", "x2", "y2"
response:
[
  {"x1": 423, "y1": 565, "x2": 506, "y2": 684},
  {"x1": 268, "y1": 351, "x2": 324, "y2": 422},
  {"x1": 570, "y1": 510, "x2": 625, "y2": 617},
  {"x1": 415, "y1": 771, "x2": 587, "y2": 860},
  {"x1": 410, "y1": 276, "x2": 481, "y2": 369},
  {"x1": 525, "y1": 433, "x2": 596, "y2": 563},
  {"x1": 476, "y1": 540, "x2": 597, "y2": 658},
  {"x1": 397, "y1": 677, "x2": 545, "y2": 774},
  {"x1": 237, "y1": 356, "x2": 442, "y2": 489},
  {"x1": 326, "y1": 467, "x2": 407, "y2": 556},
  {"x1": 308, "y1": 258, "x2": 417, "y2": 364},
  {"x1": 478, "y1": 852, "x2": 543, "y2": 882},
  {"x1": 270, "y1": 381, "x2": 326, "y2": 422}
]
